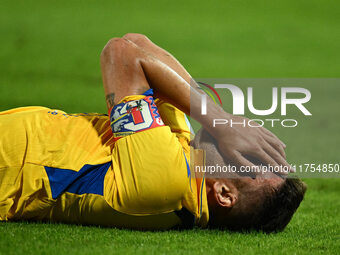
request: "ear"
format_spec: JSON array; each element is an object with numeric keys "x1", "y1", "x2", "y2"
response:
[{"x1": 213, "y1": 182, "x2": 237, "y2": 208}]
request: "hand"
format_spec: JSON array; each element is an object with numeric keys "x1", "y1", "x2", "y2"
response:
[{"x1": 215, "y1": 115, "x2": 292, "y2": 175}]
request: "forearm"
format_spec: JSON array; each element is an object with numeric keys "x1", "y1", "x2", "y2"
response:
[
  {"x1": 140, "y1": 56, "x2": 228, "y2": 138},
  {"x1": 123, "y1": 33, "x2": 197, "y2": 87}
]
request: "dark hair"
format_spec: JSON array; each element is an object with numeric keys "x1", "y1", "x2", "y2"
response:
[
  {"x1": 221, "y1": 178, "x2": 307, "y2": 233},
  {"x1": 254, "y1": 178, "x2": 307, "y2": 232}
]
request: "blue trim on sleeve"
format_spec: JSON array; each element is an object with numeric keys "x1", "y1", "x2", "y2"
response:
[
  {"x1": 44, "y1": 162, "x2": 111, "y2": 199},
  {"x1": 183, "y1": 151, "x2": 192, "y2": 192},
  {"x1": 199, "y1": 175, "x2": 205, "y2": 217},
  {"x1": 142, "y1": 88, "x2": 154, "y2": 96},
  {"x1": 183, "y1": 152, "x2": 191, "y2": 177}
]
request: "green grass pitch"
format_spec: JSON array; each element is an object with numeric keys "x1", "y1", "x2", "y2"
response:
[{"x1": 0, "y1": 0, "x2": 339, "y2": 254}]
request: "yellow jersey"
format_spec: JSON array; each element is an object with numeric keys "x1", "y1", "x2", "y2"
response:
[{"x1": 0, "y1": 91, "x2": 208, "y2": 230}]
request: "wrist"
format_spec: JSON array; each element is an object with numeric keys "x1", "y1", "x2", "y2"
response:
[{"x1": 198, "y1": 110, "x2": 234, "y2": 139}]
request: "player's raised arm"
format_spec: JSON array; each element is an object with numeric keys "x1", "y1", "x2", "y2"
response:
[{"x1": 100, "y1": 36, "x2": 290, "y2": 172}]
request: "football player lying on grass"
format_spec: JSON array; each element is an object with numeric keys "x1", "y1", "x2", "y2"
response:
[{"x1": 0, "y1": 33, "x2": 306, "y2": 232}]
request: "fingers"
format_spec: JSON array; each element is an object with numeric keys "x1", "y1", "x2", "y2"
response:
[
  {"x1": 228, "y1": 148, "x2": 293, "y2": 178},
  {"x1": 231, "y1": 150, "x2": 289, "y2": 177},
  {"x1": 255, "y1": 149, "x2": 280, "y2": 167},
  {"x1": 258, "y1": 129, "x2": 295, "y2": 174},
  {"x1": 256, "y1": 143, "x2": 292, "y2": 175},
  {"x1": 231, "y1": 151, "x2": 258, "y2": 170},
  {"x1": 262, "y1": 142, "x2": 290, "y2": 169},
  {"x1": 260, "y1": 127, "x2": 286, "y2": 149},
  {"x1": 262, "y1": 133, "x2": 286, "y2": 159}
]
